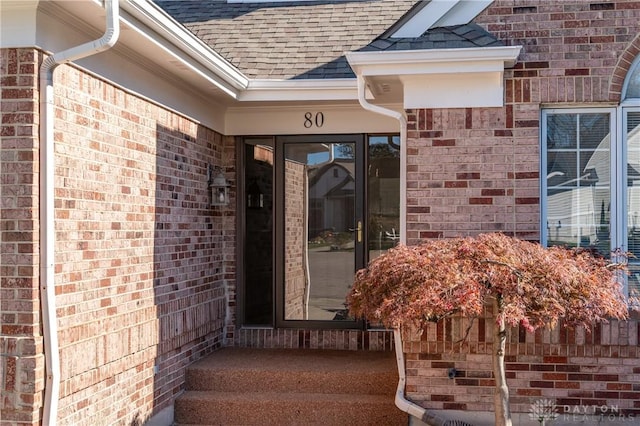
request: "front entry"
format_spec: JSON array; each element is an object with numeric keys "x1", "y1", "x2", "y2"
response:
[{"x1": 241, "y1": 134, "x2": 400, "y2": 329}]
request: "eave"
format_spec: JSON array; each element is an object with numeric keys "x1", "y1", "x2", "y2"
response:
[
  {"x1": 121, "y1": 0, "x2": 249, "y2": 98},
  {"x1": 346, "y1": 46, "x2": 522, "y2": 109}
]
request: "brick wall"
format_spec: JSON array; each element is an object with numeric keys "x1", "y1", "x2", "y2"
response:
[
  {"x1": 403, "y1": 309, "x2": 640, "y2": 417},
  {"x1": 405, "y1": 0, "x2": 640, "y2": 245},
  {"x1": 403, "y1": 0, "x2": 640, "y2": 417},
  {"x1": 0, "y1": 48, "x2": 45, "y2": 426},
  {"x1": 1, "y1": 47, "x2": 234, "y2": 425},
  {"x1": 236, "y1": 328, "x2": 394, "y2": 351}
]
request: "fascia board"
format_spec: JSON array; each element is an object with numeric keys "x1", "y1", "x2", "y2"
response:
[
  {"x1": 346, "y1": 46, "x2": 522, "y2": 77},
  {"x1": 121, "y1": 0, "x2": 249, "y2": 94},
  {"x1": 240, "y1": 79, "x2": 359, "y2": 102},
  {"x1": 358, "y1": 59, "x2": 505, "y2": 77}
]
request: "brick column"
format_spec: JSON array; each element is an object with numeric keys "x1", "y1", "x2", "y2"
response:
[{"x1": 1, "y1": 47, "x2": 45, "y2": 425}]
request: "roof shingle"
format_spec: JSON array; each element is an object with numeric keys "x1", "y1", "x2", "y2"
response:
[{"x1": 155, "y1": 1, "x2": 502, "y2": 80}]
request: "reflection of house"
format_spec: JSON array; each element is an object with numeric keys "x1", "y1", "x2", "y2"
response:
[
  {"x1": 369, "y1": 153, "x2": 401, "y2": 242},
  {"x1": 308, "y1": 160, "x2": 355, "y2": 238},
  {"x1": 546, "y1": 115, "x2": 640, "y2": 251},
  {"x1": 2, "y1": 1, "x2": 640, "y2": 425}
]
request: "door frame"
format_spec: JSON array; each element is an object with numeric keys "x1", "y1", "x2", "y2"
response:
[{"x1": 274, "y1": 134, "x2": 366, "y2": 329}]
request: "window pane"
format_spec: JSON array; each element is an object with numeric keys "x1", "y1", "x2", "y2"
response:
[
  {"x1": 579, "y1": 114, "x2": 610, "y2": 150},
  {"x1": 244, "y1": 140, "x2": 274, "y2": 325},
  {"x1": 547, "y1": 151, "x2": 577, "y2": 187},
  {"x1": 368, "y1": 135, "x2": 400, "y2": 261},
  {"x1": 545, "y1": 112, "x2": 610, "y2": 254},
  {"x1": 547, "y1": 114, "x2": 577, "y2": 149},
  {"x1": 627, "y1": 112, "x2": 640, "y2": 285},
  {"x1": 625, "y1": 62, "x2": 640, "y2": 99},
  {"x1": 283, "y1": 142, "x2": 356, "y2": 321}
]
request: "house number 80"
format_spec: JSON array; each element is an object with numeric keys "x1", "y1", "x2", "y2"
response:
[{"x1": 304, "y1": 112, "x2": 324, "y2": 128}]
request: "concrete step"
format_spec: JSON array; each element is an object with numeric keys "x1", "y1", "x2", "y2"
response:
[
  {"x1": 185, "y1": 348, "x2": 398, "y2": 395},
  {"x1": 175, "y1": 390, "x2": 406, "y2": 426},
  {"x1": 175, "y1": 347, "x2": 407, "y2": 426}
]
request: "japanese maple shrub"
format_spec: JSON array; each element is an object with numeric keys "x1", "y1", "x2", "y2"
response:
[{"x1": 347, "y1": 233, "x2": 633, "y2": 426}]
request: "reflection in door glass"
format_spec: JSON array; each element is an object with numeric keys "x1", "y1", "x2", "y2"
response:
[
  {"x1": 284, "y1": 143, "x2": 356, "y2": 321},
  {"x1": 244, "y1": 140, "x2": 274, "y2": 325},
  {"x1": 368, "y1": 135, "x2": 400, "y2": 261}
]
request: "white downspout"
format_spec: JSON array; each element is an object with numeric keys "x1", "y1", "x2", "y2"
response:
[
  {"x1": 354, "y1": 75, "x2": 421, "y2": 417},
  {"x1": 39, "y1": 1, "x2": 120, "y2": 424},
  {"x1": 356, "y1": 77, "x2": 453, "y2": 426}
]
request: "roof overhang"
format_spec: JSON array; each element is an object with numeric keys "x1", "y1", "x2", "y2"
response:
[
  {"x1": 121, "y1": 0, "x2": 249, "y2": 98},
  {"x1": 346, "y1": 46, "x2": 522, "y2": 109},
  {"x1": 4, "y1": 0, "x2": 523, "y2": 134}
]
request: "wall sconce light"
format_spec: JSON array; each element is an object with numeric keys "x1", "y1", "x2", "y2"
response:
[{"x1": 209, "y1": 165, "x2": 229, "y2": 206}]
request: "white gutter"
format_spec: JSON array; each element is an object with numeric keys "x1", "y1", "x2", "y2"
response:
[
  {"x1": 121, "y1": 0, "x2": 248, "y2": 95},
  {"x1": 39, "y1": 1, "x2": 120, "y2": 424},
  {"x1": 240, "y1": 79, "x2": 358, "y2": 102}
]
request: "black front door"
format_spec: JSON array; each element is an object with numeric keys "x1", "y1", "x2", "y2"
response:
[
  {"x1": 275, "y1": 135, "x2": 366, "y2": 328},
  {"x1": 241, "y1": 134, "x2": 400, "y2": 329}
]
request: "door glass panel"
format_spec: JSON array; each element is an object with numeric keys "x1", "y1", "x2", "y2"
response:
[
  {"x1": 368, "y1": 135, "x2": 400, "y2": 261},
  {"x1": 626, "y1": 111, "x2": 640, "y2": 295},
  {"x1": 244, "y1": 140, "x2": 274, "y2": 325},
  {"x1": 283, "y1": 142, "x2": 356, "y2": 321}
]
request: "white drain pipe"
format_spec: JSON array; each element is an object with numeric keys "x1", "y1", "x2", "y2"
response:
[
  {"x1": 355, "y1": 76, "x2": 454, "y2": 426},
  {"x1": 39, "y1": 1, "x2": 120, "y2": 424},
  {"x1": 353, "y1": 75, "x2": 424, "y2": 419}
]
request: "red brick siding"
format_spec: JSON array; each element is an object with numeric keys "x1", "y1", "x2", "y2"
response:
[
  {"x1": 405, "y1": 106, "x2": 535, "y2": 243},
  {"x1": 406, "y1": 0, "x2": 640, "y2": 245},
  {"x1": 403, "y1": 309, "x2": 640, "y2": 417},
  {"x1": 52, "y1": 61, "x2": 232, "y2": 425},
  {"x1": 1, "y1": 47, "x2": 234, "y2": 425},
  {"x1": 404, "y1": 0, "x2": 640, "y2": 417},
  {"x1": 236, "y1": 328, "x2": 394, "y2": 351},
  {"x1": 0, "y1": 48, "x2": 44, "y2": 426}
]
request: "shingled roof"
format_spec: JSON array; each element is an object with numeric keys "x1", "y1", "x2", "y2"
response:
[
  {"x1": 155, "y1": 0, "x2": 502, "y2": 80},
  {"x1": 364, "y1": 23, "x2": 504, "y2": 52}
]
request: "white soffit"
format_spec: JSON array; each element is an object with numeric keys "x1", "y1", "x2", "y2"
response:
[
  {"x1": 391, "y1": 0, "x2": 494, "y2": 38},
  {"x1": 347, "y1": 46, "x2": 521, "y2": 75}
]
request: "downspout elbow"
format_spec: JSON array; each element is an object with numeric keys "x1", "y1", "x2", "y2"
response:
[{"x1": 51, "y1": 0, "x2": 120, "y2": 64}]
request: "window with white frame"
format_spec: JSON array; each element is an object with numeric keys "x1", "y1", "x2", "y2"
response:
[
  {"x1": 542, "y1": 108, "x2": 615, "y2": 253},
  {"x1": 542, "y1": 57, "x2": 640, "y2": 296},
  {"x1": 542, "y1": 109, "x2": 640, "y2": 296}
]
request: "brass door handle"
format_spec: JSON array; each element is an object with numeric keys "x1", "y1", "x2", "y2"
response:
[{"x1": 348, "y1": 221, "x2": 362, "y2": 242}]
